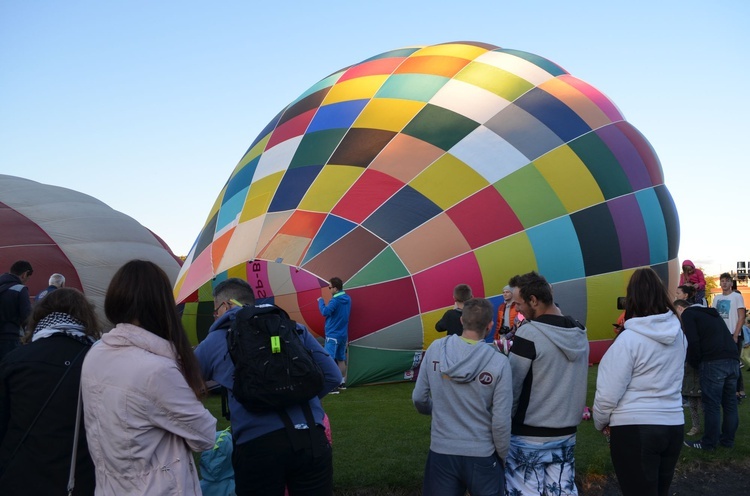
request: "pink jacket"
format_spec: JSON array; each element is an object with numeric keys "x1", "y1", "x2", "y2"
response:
[
  {"x1": 81, "y1": 324, "x2": 216, "y2": 495},
  {"x1": 679, "y1": 260, "x2": 706, "y2": 290}
]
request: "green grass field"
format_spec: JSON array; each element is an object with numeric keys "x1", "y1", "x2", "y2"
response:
[{"x1": 204, "y1": 365, "x2": 750, "y2": 495}]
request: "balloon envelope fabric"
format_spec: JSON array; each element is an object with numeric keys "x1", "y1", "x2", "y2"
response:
[
  {"x1": 175, "y1": 41, "x2": 680, "y2": 386},
  {"x1": 0, "y1": 174, "x2": 183, "y2": 330}
]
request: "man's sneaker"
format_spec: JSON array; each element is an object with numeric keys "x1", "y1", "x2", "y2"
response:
[
  {"x1": 328, "y1": 389, "x2": 340, "y2": 395},
  {"x1": 684, "y1": 440, "x2": 713, "y2": 451},
  {"x1": 337, "y1": 383, "x2": 346, "y2": 391}
]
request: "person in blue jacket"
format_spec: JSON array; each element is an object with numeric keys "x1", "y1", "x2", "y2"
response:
[
  {"x1": 195, "y1": 278, "x2": 341, "y2": 495},
  {"x1": 199, "y1": 427, "x2": 235, "y2": 496},
  {"x1": 318, "y1": 277, "x2": 351, "y2": 390}
]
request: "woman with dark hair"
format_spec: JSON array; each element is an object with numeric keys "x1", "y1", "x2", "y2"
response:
[
  {"x1": 0, "y1": 288, "x2": 99, "y2": 495},
  {"x1": 81, "y1": 260, "x2": 215, "y2": 495},
  {"x1": 593, "y1": 268, "x2": 686, "y2": 496}
]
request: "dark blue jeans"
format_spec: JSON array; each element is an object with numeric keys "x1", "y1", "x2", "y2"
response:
[
  {"x1": 423, "y1": 450, "x2": 504, "y2": 496},
  {"x1": 700, "y1": 358, "x2": 739, "y2": 448},
  {"x1": 233, "y1": 426, "x2": 332, "y2": 496}
]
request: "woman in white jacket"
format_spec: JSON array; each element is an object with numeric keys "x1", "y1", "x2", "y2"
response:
[
  {"x1": 593, "y1": 268, "x2": 686, "y2": 496},
  {"x1": 81, "y1": 260, "x2": 216, "y2": 495}
]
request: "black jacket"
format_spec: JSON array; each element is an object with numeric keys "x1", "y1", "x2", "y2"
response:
[
  {"x1": 435, "y1": 308, "x2": 463, "y2": 336},
  {"x1": 0, "y1": 273, "x2": 31, "y2": 339},
  {"x1": 0, "y1": 334, "x2": 95, "y2": 495},
  {"x1": 680, "y1": 305, "x2": 738, "y2": 369}
]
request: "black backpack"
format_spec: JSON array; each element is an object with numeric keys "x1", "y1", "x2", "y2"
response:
[{"x1": 227, "y1": 304, "x2": 325, "y2": 412}]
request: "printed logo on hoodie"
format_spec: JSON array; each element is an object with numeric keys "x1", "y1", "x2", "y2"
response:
[{"x1": 478, "y1": 371, "x2": 493, "y2": 385}]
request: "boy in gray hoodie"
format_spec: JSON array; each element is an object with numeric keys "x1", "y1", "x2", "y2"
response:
[
  {"x1": 413, "y1": 298, "x2": 512, "y2": 496},
  {"x1": 506, "y1": 272, "x2": 589, "y2": 496}
]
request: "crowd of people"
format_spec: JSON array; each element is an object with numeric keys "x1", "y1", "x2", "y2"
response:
[
  {"x1": 419, "y1": 262, "x2": 747, "y2": 496},
  {"x1": 0, "y1": 257, "x2": 747, "y2": 495},
  {"x1": 0, "y1": 260, "x2": 349, "y2": 495},
  {"x1": 419, "y1": 271, "x2": 590, "y2": 496}
]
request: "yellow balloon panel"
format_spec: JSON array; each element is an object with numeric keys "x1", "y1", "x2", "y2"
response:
[
  {"x1": 422, "y1": 308, "x2": 449, "y2": 349},
  {"x1": 409, "y1": 154, "x2": 488, "y2": 210},
  {"x1": 585, "y1": 270, "x2": 635, "y2": 341},
  {"x1": 415, "y1": 43, "x2": 488, "y2": 60},
  {"x1": 322, "y1": 75, "x2": 389, "y2": 105},
  {"x1": 298, "y1": 166, "x2": 364, "y2": 211},
  {"x1": 475, "y1": 232, "x2": 537, "y2": 297},
  {"x1": 353, "y1": 98, "x2": 426, "y2": 132},
  {"x1": 534, "y1": 145, "x2": 604, "y2": 213},
  {"x1": 239, "y1": 173, "x2": 283, "y2": 222},
  {"x1": 456, "y1": 62, "x2": 534, "y2": 101}
]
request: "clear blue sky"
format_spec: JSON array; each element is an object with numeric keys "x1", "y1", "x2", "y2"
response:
[{"x1": 2, "y1": 0, "x2": 748, "y2": 276}]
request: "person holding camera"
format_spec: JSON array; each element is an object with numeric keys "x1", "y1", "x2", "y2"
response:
[
  {"x1": 612, "y1": 297, "x2": 627, "y2": 337},
  {"x1": 495, "y1": 285, "x2": 521, "y2": 340}
]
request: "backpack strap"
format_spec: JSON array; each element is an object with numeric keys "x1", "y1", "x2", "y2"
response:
[
  {"x1": 302, "y1": 402, "x2": 321, "y2": 458},
  {"x1": 221, "y1": 387, "x2": 231, "y2": 421},
  {"x1": 274, "y1": 324, "x2": 319, "y2": 455},
  {"x1": 67, "y1": 379, "x2": 84, "y2": 496},
  {"x1": 278, "y1": 409, "x2": 302, "y2": 451},
  {"x1": 277, "y1": 402, "x2": 321, "y2": 458}
]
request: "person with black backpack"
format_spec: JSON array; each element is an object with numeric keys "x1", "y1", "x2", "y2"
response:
[{"x1": 195, "y1": 278, "x2": 342, "y2": 495}]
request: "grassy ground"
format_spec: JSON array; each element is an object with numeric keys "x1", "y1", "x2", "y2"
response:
[{"x1": 204, "y1": 366, "x2": 750, "y2": 495}]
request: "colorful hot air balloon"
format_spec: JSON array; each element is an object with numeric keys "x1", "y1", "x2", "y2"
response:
[
  {"x1": 0, "y1": 174, "x2": 183, "y2": 329},
  {"x1": 175, "y1": 42, "x2": 680, "y2": 386}
]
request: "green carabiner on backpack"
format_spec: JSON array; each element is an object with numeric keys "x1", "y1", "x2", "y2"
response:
[{"x1": 271, "y1": 335, "x2": 281, "y2": 353}]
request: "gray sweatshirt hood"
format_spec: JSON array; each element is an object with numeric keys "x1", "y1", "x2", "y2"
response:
[
  {"x1": 525, "y1": 319, "x2": 588, "y2": 362},
  {"x1": 437, "y1": 335, "x2": 498, "y2": 383},
  {"x1": 624, "y1": 310, "x2": 682, "y2": 345}
]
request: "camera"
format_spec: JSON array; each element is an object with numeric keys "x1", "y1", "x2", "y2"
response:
[{"x1": 616, "y1": 296, "x2": 626, "y2": 310}]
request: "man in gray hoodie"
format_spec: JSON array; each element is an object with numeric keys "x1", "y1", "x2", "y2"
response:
[
  {"x1": 506, "y1": 272, "x2": 589, "y2": 496},
  {"x1": 413, "y1": 298, "x2": 512, "y2": 496}
]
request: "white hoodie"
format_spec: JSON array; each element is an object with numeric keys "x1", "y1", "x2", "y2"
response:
[{"x1": 594, "y1": 311, "x2": 686, "y2": 430}]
